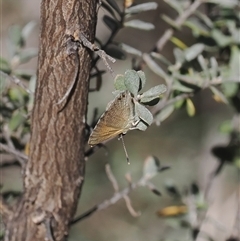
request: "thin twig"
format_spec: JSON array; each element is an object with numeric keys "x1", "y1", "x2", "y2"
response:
[
  {"x1": 156, "y1": 0, "x2": 203, "y2": 51},
  {"x1": 2, "y1": 126, "x2": 27, "y2": 166},
  {"x1": 0, "y1": 70, "x2": 33, "y2": 95},
  {"x1": 152, "y1": 92, "x2": 193, "y2": 116},
  {"x1": 0, "y1": 143, "x2": 28, "y2": 162},
  {"x1": 79, "y1": 33, "x2": 116, "y2": 76},
  {"x1": 123, "y1": 195, "x2": 141, "y2": 217},
  {"x1": 105, "y1": 163, "x2": 119, "y2": 192},
  {"x1": 71, "y1": 176, "x2": 146, "y2": 225}
]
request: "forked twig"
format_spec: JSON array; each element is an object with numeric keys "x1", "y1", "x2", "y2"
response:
[{"x1": 71, "y1": 164, "x2": 148, "y2": 225}]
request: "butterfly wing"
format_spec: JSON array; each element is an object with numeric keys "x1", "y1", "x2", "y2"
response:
[{"x1": 88, "y1": 91, "x2": 134, "y2": 146}]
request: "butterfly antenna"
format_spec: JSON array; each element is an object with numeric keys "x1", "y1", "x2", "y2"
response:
[{"x1": 119, "y1": 134, "x2": 130, "y2": 165}]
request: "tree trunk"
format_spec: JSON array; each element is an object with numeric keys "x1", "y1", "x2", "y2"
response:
[{"x1": 4, "y1": 0, "x2": 97, "y2": 240}]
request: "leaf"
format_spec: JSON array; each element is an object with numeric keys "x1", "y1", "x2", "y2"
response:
[
  {"x1": 125, "y1": 2, "x2": 158, "y2": 14},
  {"x1": 186, "y1": 98, "x2": 195, "y2": 117},
  {"x1": 195, "y1": 11, "x2": 213, "y2": 28},
  {"x1": 143, "y1": 53, "x2": 169, "y2": 80},
  {"x1": 9, "y1": 25, "x2": 24, "y2": 49},
  {"x1": 120, "y1": 43, "x2": 142, "y2": 57},
  {"x1": 106, "y1": 0, "x2": 122, "y2": 15},
  {"x1": 229, "y1": 45, "x2": 240, "y2": 79},
  {"x1": 209, "y1": 57, "x2": 218, "y2": 79},
  {"x1": 206, "y1": 0, "x2": 239, "y2": 8},
  {"x1": 197, "y1": 55, "x2": 209, "y2": 78},
  {"x1": 8, "y1": 88, "x2": 25, "y2": 104},
  {"x1": 124, "y1": 20, "x2": 155, "y2": 31},
  {"x1": 124, "y1": 0, "x2": 134, "y2": 8},
  {"x1": 157, "y1": 205, "x2": 187, "y2": 217},
  {"x1": 210, "y1": 86, "x2": 228, "y2": 104},
  {"x1": 137, "y1": 70, "x2": 146, "y2": 90},
  {"x1": 150, "y1": 52, "x2": 172, "y2": 66},
  {"x1": 165, "y1": 182, "x2": 181, "y2": 198},
  {"x1": 105, "y1": 44, "x2": 126, "y2": 60},
  {"x1": 170, "y1": 37, "x2": 187, "y2": 50},
  {"x1": 173, "y1": 48, "x2": 185, "y2": 64},
  {"x1": 8, "y1": 111, "x2": 26, "y2": 131},
  {"x1": 172, "y1": 81, "x2": 194, "y2": 93},
  {"x1": 156, "y1": 105, "x2": 174, "y2": 125},
  {"x1": 21, "y1": 21, "x2": 37, "y2": 41},
  {"x1": 135, "y1": 101, "x2": 153, "y2": 126},
  {"x1": 219, "y1": 120, "x2": 232, "y2": 133},
  {"x1": 222, "y1": 82, "x2": 238, "y2": 98},
  {"x1": 135, "y1": 121, "x2": 148, "y2": 131},
  {"x1": 103, "y1": 15, "x2": 119, "y2": 31},
  {"x1": 211, "y1": 29, "x2": 232, "y2": 47},
  {"x1": 143, "y1": 156, "x2": 160, "y2": 180},
  {"x1": 184, "y1": 43, "x2": 205, "y2": 61},
  {"x1": 174, "y1": 99, "x2": 185, "y2": 109},
  {"x1": 0, "y1": 71, "x2": 9, "y2": 94},
  {"x1": 114, "y1": 74, "x2": 127, "y2": 91},
  {"x1": 162, "y1": 14, "x2": 180, "y2": 30},
  {"x1": 0, "y1": 57, "x2": 11, "y2": 73},
  {"x1": 140, "y1": 84, "x2": 167, "y2": 104},
  {"x1": 124, "y1": 69, "x2": 140, "y2": 96},
  {"x1": 184, "y1": 18, "x2": 210, "y2": 37},
  {"x1": 18, "y1": 48, "x2": 38, "y2": 64},
  {"x1": 101, "y1": 2, "x2": 118, "y2": 20}
]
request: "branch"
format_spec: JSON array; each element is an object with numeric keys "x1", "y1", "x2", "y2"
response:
[
  {"x1": 156, "y1": 0, "x2": 203, "y2": 51},
  {"x1": 0, "y1": 143, "x2": 28, "y2": 162},
  {"x1": 1, "y1": 126, "x2": 27, "y2": 166},
  {"x1": 0, "y1": 70, "x2": 33, "y2": 95},
  {"x1": 71, "y1": 174, "x2": 146, "y2": 225},
  {"x1": 79, "y1": 33, "x2": 116, "y2": 76}
]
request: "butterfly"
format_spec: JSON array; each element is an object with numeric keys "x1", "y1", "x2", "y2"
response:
[{"x1": 88, "y1": 91, "x2": 139, "y2": 146}]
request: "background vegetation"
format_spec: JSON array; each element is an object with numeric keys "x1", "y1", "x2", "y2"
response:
[{"x1": 1, "y1": 0, "x2": 239, "y2": 240}]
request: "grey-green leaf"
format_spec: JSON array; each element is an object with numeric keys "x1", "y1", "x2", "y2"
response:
[
  {"x1": 173, "y1": 48, "x2": 185, "y2": 64},
  {"x1": 103, "y1": 15, "x2": 119, "y2": 31},
  {"x1": 172, "y1": 81, "x2": 194, "y2": 93},
  {"x1": 210, "y1": 86, "x2": 228, "y2": 104},
  {"x1": 9, "y1": 25, "x2": 23, "y2": 48},
  {"x1": 124, "y1": 20, "x2": 155, "y2": 30},
  {"x1": 106, "y1": 0, "x2": 122, "y2": 15},
  {"x1": 135, "y1": 101, "x2": 153, "y2": 126},
  {"x1": 143, "y1": 156, "x2": 160, "y2": 180},
  {"x1": 211, "y1": 29, "x2": 232, "y2": 47},
  {"x1": 120, "y1": 43, "x2": 142, "y2": 57},
  {"x1": 140, "y1": 84, "x2": 167, "y2": 103},
  {"x1": 137, "y1": 70, "x2": 146, "y2": 90},
  {"x1": 156, "y1": 104, "x2": 174, "y2": 125},
  {"x1": 184, "y1": 43, "x2": 205, "y2": 61},
  {"x1": 125, "y1": 2, "x2": 158, "y2": 14},
  {"x1": 114, "y1": 74, "x2": 127, "y2": 91},
  {"x1": 18, "y1": 48, "x2": 38, "y2": 64},
  {"x1": 143, "y1": 53, "x2": 169, "y2": 80},
  {"x1": 105, "y1": 44, "x2": 126, "y2": 60},
  {"x1": 0, "y1": 71, "x2": 9, "y2": 94},
  {"x1": 21, "y1": 21, "x2": 37, "y2": 41},
  {"x1": 9, "y1": 111, "x2": 26, "y2": 131},
  {"x1": 0, "y1": 57, "x2": 11, "y2": 73},
  {"x1": 135, "y1": 121, "x2": 148, "y2": 131},
  {"x1": 124, "y1": 69, "x2": 140, "y2": 96}
]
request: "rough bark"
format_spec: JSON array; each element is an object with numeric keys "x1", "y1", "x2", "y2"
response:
[{"x1": 4, "y1": 0, "x2": 97, "y2": 240}]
